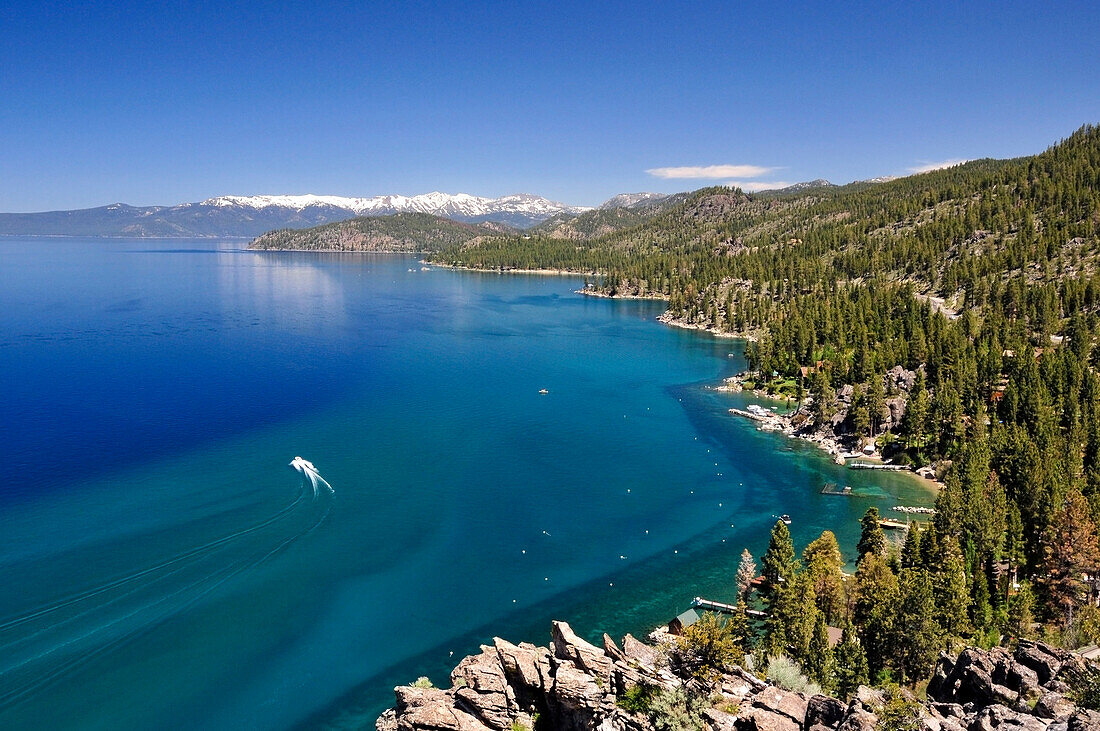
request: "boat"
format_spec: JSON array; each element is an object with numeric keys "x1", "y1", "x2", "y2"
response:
[
  {"x1": 538, "y1": 388, "x2": 549, "y2": 394},
  {"x1": 780, "y1": 514, "x2": 792, "y2": 525}
]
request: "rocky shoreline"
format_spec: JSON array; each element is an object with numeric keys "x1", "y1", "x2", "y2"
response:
[{"x1": 376, "y1": 621, "x2": 1100, "y2": 730}]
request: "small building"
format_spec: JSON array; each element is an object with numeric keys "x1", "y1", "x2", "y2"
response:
[{"x1": 668, "y1": 609, "x2": 700, "y2": 636}]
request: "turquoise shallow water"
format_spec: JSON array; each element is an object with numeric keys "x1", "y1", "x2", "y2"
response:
[{"x1": 0, "y1": 239, "x2": 932, "y2": 729}]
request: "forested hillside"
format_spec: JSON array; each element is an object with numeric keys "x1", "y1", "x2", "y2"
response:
[
  {"x1": 434, "y1": 126, "x2": 1100, "y2": 674},
  {"x1": 248, "y1": 212, "x2": 505, "y2": 252}
]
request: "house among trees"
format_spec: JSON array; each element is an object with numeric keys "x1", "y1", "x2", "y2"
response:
[{"x1": 667, "y1": 608, "x2": 700, "y2": 636}]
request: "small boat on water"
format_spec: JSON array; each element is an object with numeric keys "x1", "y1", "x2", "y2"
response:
[
  {"x1": 538, "y1": 388, "x2": 549, "y2": 394},
  {"x1": 780, "y1": 514, "x2": 792, "y2": 525}
]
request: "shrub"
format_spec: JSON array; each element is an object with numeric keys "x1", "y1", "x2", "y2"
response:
[
  {"x1": 648, "y1": 687, "x2": 706, "y2": 731},
  {"x1": 411, "y1": 676, "x2": 433, "y2": 688},
  {"x1": 765, "y1": 655, "x2": 822, "y2": 696}
]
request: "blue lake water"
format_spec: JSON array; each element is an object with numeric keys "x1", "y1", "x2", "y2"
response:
[{"x1": 0, "y1": 238, "x2": 933, "y2": 729}]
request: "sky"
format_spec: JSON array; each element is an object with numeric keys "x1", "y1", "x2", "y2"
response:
[{"x1": 0, "y1": 0, "x2": 1098, "y2": 211}]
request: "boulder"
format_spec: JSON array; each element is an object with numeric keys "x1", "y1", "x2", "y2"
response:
[
  {"x1": 1034, "y1": 691, "x2": 1078, "y2": 721},
  {"x1": 967, "y1": 703, "x2": 1049, "y2": 730},
  {"x1": 393, "y1": 686, "x2": 493, "y2": 731},
  {"x1": 1015, "y1": 641, "x2": 1064, "y2": 685},
  {"x1": 702, "y1": 707, "x2": 739, "y2": 730},
  {"x1": 548, "y1": 663, "x2": 610, "y2": 731},
  {"x1": 376, "y1": 708, "x2": 399, "y2": 731},
  {"x1": 1068, "y1": 709, "x2": 1100, "y2": 730},
  {"x1": 621, "y1": 634, "x2": 659, "y2": 669},
  {"x1": 735, "y1": 707, "x2": 800, "y2": 731},
  {"x1": 603, "y1": 634, "x2": 627, "y2": 663},
  {"x1": 493, "y1": 638, "x2": 549, "y2": 704},
  {"x1": 750, "y1": 687, "x2": 807, "y2": 725},
  {"x1": 805, "y1": 693, "x2": 846, "y2": 730},
  {"x1": 552, "y1": 621, "x2": 613, "y2": 682},
  {"x1": 836, "y1": 706, "x2": 879, "y2": 731}
]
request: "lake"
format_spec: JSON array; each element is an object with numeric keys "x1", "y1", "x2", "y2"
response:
[{"x1": 0, "y1": 238, "x2": 932, "y2": 729}]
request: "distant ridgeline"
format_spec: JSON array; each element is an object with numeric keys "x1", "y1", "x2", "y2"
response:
[
  {"x1": 248, "y1": 212, "x2": 505, "y2": 252},
  {"x1": 424, "y1": 126, "x2": 1100, "y2": 653}
]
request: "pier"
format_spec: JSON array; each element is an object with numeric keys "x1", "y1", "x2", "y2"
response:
[
  {"x1": 691, "y1": 596, "x2": 767, "y2": 619},
  {"x1": 848, "y1": 462, "x2": 908, "y2": 471}
]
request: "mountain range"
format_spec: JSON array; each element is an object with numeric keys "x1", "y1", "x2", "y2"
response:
[{"x1": 0, "y1": 192, "x2": 598, "y2": 238}]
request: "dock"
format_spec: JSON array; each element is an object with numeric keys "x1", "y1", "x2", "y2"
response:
[
  {"x1": 821, "y1": 483, "x2": 854, "y2": 496},
  {"x1": 849, "y1": 462, "x2": 908, "y2": 471},
  {"x1": 691, "y1": 596, "x2": 767, "y2": 619},
  {"x1": 728, "y1": 407, "x2": 767, "y2": 422},
  {"x1": 879, "y1": 518, "x2": 913, "y2": 531}
]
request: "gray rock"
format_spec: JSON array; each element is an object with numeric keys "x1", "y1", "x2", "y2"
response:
[
  {"x1": 377, "y1": 708, "x2": 399, "y2": 731},
  {"x1": 621, "y1": 634, "x2": 659, "y2": 669},
  {"x1": 751, "y1": 686, "x2": 807, "y2": 724},
  {"x1": 931, "y1": 703, "x2": 965, "y2": 718},
  {"x1": 451, "y1": 646, "x2": 514, "y2": 730},
  {"x1": 836, "y1": 706, "x2": 879, "y2": 731},
  {"x1": 805, "y1": 693, "x2": 846, "y2": 730},
  {"x1": 967, "y1": 703, "x2": 1049, "y2": 730},
  {"x1": 1068, "y1": 709, "x2": 1100, "y2": 730},
  {"x1": 1034, "y1": 691, "x2": 1079, "y2": 721},
  {"x1": 702, "y1": 707, "x2": 739, "y2": 730},
  {"x1": 548, "y1": 663, "x2": 611, "y2": 731},
  {"x1": 393, "y1": 686, "x2": 493, "y2": 731},
  {"x1": 1015, "y1": 641, "x2": 1064, "y2": 685},
  {"x1": 736, "y1": 707, "x2": 800, "y2": 731},
  {"x1": 493, "y1": 638, "x2": 548, "y2": 704},
  {"x1": 552, "y1": 621, "x2": 614, "y2": 682},
  {"x1": 603, "y1": 634, "x2": 627, "y2": 663}
]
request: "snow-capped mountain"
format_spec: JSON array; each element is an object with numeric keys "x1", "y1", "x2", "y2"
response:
[
  {"x1": 202, "y1": 192, "x2": 590, "y2": 229},
  {"x1": 0, "y1": 192, "x2": 592, "y2": 237},
  {"x1": 597, "y1": 192, "x2": 668, "y2": 209}
]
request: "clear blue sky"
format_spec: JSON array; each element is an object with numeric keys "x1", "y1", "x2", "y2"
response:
[{"x1": 1, "y1": 0, "x2": 1097, "y2": 211}]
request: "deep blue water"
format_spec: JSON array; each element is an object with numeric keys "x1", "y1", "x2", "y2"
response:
[{"x1": 0, "y1": 238, "x2": 932, "y2": 729}]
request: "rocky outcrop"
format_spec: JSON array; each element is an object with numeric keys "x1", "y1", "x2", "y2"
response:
[
  {"x1": 926, "y1": 640, "x2": 1100, "y2": 729},
  {"x1": 380, "y1": 626, "x2": 1100, "y2": 731}
]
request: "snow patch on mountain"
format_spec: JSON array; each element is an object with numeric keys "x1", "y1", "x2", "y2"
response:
[
  {"x1": 202, "y1": 192, "x2": 590, "y2": 224},
  {"x1": 598, "y1": 192, "x2": 668, "y2": 209}
]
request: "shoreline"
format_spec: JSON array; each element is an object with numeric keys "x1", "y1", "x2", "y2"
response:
[
  {"x1": 726, "y1": 401, "x2": 944, "y2": 494},
  {"x1": 427, "y1": 261, "x2": 596, "y2": 277}
]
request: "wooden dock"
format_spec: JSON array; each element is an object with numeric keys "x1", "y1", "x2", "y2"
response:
[
  {"x1": 691, "y1": 596, "x2": 767, "y2": 619},
  {"x1": 849, "y1": 462, "x2": 908, "y2": 471},
  {"x1": 728, "y1": 407, "x2": 766, "y2": 422}
]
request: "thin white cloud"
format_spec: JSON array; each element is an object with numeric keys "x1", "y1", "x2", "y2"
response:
[
  {"x1": 646, "y1": 164, "x2": 775, "y2": 179},
  {"x1": 908, "y1": 158, "x2": 970, "y2": 174},
  {"x1": 725, "y1": 180, "x2": 795, "y2": 192}
]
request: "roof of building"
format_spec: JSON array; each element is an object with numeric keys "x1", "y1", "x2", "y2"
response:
[{"x1": 673, "y1": 609, "x2": 700, "y2": 628}]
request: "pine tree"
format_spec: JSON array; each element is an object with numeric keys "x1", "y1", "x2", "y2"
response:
[
  {"x1": 803, "y1": 530, "x2": 846, "y2": 623},
  {"x1": 853, "y1": 553, "x2": 899, "y2": 675},
  {"x1": 805, "y1": 611, "x2": 835, "y2": 690},
  {"x1": 931, "y1": 535, "x2": 971, "y2": 640},
  {"x1": 900, "y1": 523, "x2": 922, "y2": 570},
  {"x1": 762, "y1": 520, "x2": 797, "y2": 594},
  {"x1": 893, "y1": 569, "x2": 940, "y2": 683},
  {"x1": 736, "y1": 548, "x2": 758, "y2": 604},
  {"x1": 1041, "y1": 488, "x2": 1100, "y2": 626},
  {"x1": 833, "y1": 621, "x2": 869, "y2": 699},
  {"x1": 857, "y1": 507, "x2": 886, "y2": 562}
]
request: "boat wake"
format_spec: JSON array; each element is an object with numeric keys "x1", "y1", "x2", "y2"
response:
[{"x1": 0, "y1": 459, "x2": 334, "y2": 711}]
